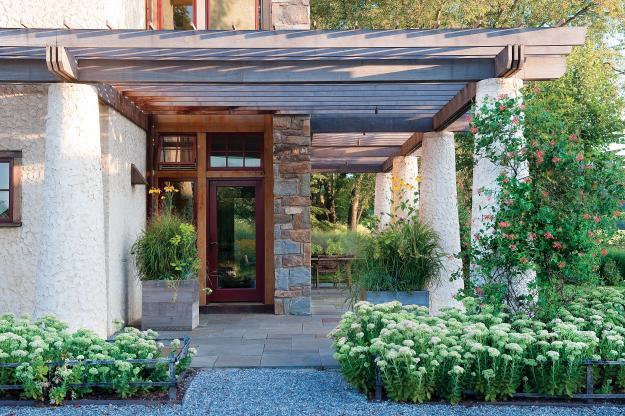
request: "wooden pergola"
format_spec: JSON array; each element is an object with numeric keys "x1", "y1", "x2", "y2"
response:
[{"x1": 0, "y1": 27, "x2": 586, "y2": 172}]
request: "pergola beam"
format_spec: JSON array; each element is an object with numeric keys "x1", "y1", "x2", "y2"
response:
[
  {"x1": 0, "y1": 28, "x2": 586, "y2": 49},
  {"x1": 432, "y1": 82, "x2": 476, "y2": 131},
  {"x1": 312, "y1": 146, "x2": 401, "y2": 158},
  {"x1": 381, "y1": 132, "x2": 424, "y2": 172},
  {"x1": 311, "y1": 115, "x2": 433, "y2": 133}
]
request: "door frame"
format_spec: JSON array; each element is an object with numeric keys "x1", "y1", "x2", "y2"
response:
[{"x1": 207, "y1": 179, "x2": 265, "y2": 302}]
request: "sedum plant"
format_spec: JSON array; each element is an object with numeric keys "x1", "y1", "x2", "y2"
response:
[
  {"x1": 330, "y1": 286, "x2": 625, "y2": 404},
  {"x1": 0, "y1": 314, "x2": 195, "y2": 404}
]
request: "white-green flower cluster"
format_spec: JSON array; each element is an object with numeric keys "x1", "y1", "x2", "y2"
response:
[
  {"x1": 330, "y1": 288, "x2": 625, "y2": 404},
  {"x1": 0, "y1": 314, "x2": 194, "y2": 404}
]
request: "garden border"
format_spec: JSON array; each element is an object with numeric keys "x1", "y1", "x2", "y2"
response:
[
  {"x1": 0, "y1": 336, "x2": 190, "y2": 402},
  {"x1": 372, "y1": 358, "x2": 625, "y2": 403}
]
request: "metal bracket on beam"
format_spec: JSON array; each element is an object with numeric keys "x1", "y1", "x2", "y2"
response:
[
  {"x1": 495, "y1": 44, "x2": 525, "y2": 78},
  {"x1": 45, "y1": 46, "x2": 79, "y2": 82}
]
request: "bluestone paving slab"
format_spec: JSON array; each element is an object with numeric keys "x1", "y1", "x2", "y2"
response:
[
  {"x1": 213, "y1": 355, "x2": 261, "y2": 368},
  {"x1": 260, "y1": 352, "x2": 322, "y2": 367}
]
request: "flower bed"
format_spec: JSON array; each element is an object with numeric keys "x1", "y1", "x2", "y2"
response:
[
  {"x1": 0, "y1": 314, "x2": 195, "y2": 404},
  {"x1": 329, "y1": 287, "x2": 625, "y2": 403}
]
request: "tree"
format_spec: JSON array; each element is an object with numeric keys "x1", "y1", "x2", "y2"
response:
[{"x1": 312, "y1": 0, "x2": 623, "y2": 32}]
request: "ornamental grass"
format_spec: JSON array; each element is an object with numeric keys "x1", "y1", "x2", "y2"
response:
[{"x1": 330, "y1": 286, "x2": 625, "y2": 403}]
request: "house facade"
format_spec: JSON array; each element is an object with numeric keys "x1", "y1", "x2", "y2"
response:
[{"x1": 0, "y1": 1, "x2": 584, "y2": 337}]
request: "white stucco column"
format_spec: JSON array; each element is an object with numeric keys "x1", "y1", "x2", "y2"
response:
[
  {"x1": 470, "y1": 78, "x2": 533, "y2": 302},
  {"x1": 471, "y1": 78, "x2": 524, "y2": 246},
  {"x1": 374, "y1": 172, "x2": 393, "y2": 229},
  {"x1": 35, "y1": 83, "x2": 108, "y2": 337},
  {"x1": 419, "y1": 132, "x2": 463, "y2": 313},
  {"x1": 391, "y1": 155, "x2": 419, "y2": 220}
]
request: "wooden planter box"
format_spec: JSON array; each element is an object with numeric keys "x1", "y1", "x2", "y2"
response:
[
  {"x1": 141, "y1": 280, "x2": 199, "y2": 331},
  {"x1": 365, "y1": 290, "x2": 429, "y2": 308}
]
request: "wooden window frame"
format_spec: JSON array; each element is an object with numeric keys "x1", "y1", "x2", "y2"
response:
[
  {"x1": 157, "y1": 133, "x2": 197, "y2": 170},
  {"x1": 206, "y1": 133, "x2": 263, "y2": 171},
  {"x1": 0, "y1": 151, "x2": 22, "y2": 227},
  {"x1": 148, "y1": 0, "x2": 263, "y2": 30}
]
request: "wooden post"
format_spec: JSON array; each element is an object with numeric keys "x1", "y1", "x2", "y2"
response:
[{"x1": 197, "y1": 132, "x2": 208, "y2": 305}]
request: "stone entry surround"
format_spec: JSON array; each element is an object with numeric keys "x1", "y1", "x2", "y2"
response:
[{"x1": 273, "y1": 115, "x2": 312, "y2": 315}]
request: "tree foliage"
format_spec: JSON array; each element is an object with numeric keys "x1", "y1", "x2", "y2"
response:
[{"x1": 312, "y1": 0, "x2": 623, "y2": 32}]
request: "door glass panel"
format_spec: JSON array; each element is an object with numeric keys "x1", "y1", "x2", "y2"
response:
[
  {"x1": 161, "y1": 180, "x2": 196, "y2": 223},
  {"x1": 161, "y1": 0, "x2": 194, "y2": 30},
  {"x1": 216, "y1": 186, "x2": 256, "y2": 289}
]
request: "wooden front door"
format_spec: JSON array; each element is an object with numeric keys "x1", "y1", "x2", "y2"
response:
[{"x1": 207, "y1": 179, "x2": 264, "y2": 302}]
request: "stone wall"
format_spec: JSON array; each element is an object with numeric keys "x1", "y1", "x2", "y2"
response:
[
  {"x1": 271, "y1": 0, "x2": 310, "y2": 29},
  {"x1": 273, "y1": 115, "x2": 312, "y2": 315}
]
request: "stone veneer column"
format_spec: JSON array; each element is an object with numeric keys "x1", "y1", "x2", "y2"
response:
[
  {"x1": 273, "y1": 115, "x2": 312, "y2": 315},
  {"x1": 35, "y1": 83, "x2": 108, "y2": 337},
  {"x1": 419, "y1": 132, "x2": 463, "y2": 313},
  {"x1": 271, "y1": 0, "x2": 310, "y2": 29},
  {"x1": 391, "y1": 155, "x2": 419, "y2": 221},
  {"x1": 373, "y1": 172, "x2": 393, "y2": 229}
]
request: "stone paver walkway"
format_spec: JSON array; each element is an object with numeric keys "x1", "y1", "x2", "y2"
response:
[{"x1": 159, "y1": 288, "x2": 350, "y2": 369}]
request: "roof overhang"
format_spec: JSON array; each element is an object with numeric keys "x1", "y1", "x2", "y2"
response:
[{"x1": 0, "y1": 27, "x2": 586, "y2": 172}]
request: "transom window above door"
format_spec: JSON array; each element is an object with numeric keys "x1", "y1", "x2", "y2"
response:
[
  {"x1": 207, "y1": 133, "x2": 263, "y2": 169},
  {"x1": 158, "y1": 134, "x2": 197, "y2": 170},
  {"x1": 148, "y1": 0, "x2": 262, "y2": 30}
]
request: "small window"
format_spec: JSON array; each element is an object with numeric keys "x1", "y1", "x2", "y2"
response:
[
  {"x1": 158, "y1": 134, "x2": 197, "y2": 171},
  {"x1": 207, "y1": 133, "x2": 263, "y2": 170},
  {"x1": 208, "y1": 0, "x2": 259, "y2": 30},
  {"x1": 0, "y1": 151, "x2": 21, "y2": 226},
  {"x1": 159, "y1": 0, "x2": 196, "y2": 30}
]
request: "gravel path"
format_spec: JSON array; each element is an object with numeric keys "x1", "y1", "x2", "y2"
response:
[{"x1": 2, "y1": 369, "x2": 625, "y2": 416}]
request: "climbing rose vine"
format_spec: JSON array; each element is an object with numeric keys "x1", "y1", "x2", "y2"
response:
[{"x1": 469, "y1": 91, "x2": 625, "y2": 313}]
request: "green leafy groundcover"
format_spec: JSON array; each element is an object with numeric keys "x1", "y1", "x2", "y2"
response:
[
  {"x1": 0, "y1": 314, "x2": 196, "y2": 404},
  {"x1": 329, "y1": 287, "x2": 625, "y2": 403}
]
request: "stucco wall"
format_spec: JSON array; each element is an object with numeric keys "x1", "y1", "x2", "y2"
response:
[
  {"x1": 100, "y1": 105, "x2": 147, "y2": 332},
  {"x1": 0, "y1": 85, "x2": 47, "y2": 317},
  {"x1": 0, "y1": 0, "x2": 145, "y2": 29}
]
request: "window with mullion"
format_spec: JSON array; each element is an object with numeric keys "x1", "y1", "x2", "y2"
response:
[{"x1": 207, "y1": 133, "x2": 263, "y2": 170}]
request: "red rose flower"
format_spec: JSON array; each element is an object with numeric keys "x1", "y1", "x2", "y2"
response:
[
  {"x1": 576, "y1": 152, "x2": 584, "y2": 161},
  {"x1": 512, "y1": 116, "x2": 519, "y2": 124},
  {"x1": 498, "y1": 221, "x2": 510, "y2": 228},
  {"x1": 594, "y1": 216, "x2": 601, "y2": 223},
  {"x1": 471, "y1": 127, "x2": 478, "y2": 134},
  {"x1": 499, "y1": 104, "x2": 506, "y2": 111},
  {"x1": 552, "y1": 241, "x2": 563, "y2": 250},
  {"x1": 552, "y1": 156, "x2": 560, "y2": 164},
  {"x1": 601, "y1": 248, "x2": 608, "y2": 257},
  {"x1": 583, "y1": 213, "x2": 591, "y2": 220},
  {"x1": 558, "y1": 261, "x2": 566, "y2": 269},
  {"x1": 544, "y1": 231, "x2": 554, "y2": 240}
]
